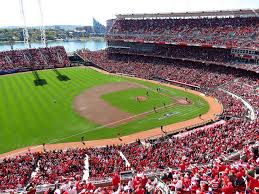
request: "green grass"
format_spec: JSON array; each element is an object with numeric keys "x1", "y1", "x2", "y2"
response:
[
  {"x1": 0, "y1": 67, "x2": 209, "y2": 154},
  {"x1": 102, "y1": 88, "x2": 173, "y2": 114}
]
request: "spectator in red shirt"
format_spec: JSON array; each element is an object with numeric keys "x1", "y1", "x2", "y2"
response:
[
  {"x1": 112, "y1": 173, "x2": 120, "y2": 189},
  {"x1": 247, "y1": 171, "x2": 259, "y2": 191},
  {"x1": 135, "y1": 185, "x2": 145, "y2": 194},
  {"x1": 222, "y1": 181, "x2": 234, "y2": 194}
]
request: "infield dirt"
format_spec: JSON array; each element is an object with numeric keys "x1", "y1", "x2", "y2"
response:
[
  {"x1": 73, "y1": 81, "x2": 190, "y2": 127},
  {"x1": 0, "y1": 67, "x2": 222, "y2": 159},
  {"x1": 73, "y1": 82, "x2": 142, "y2": 127}
]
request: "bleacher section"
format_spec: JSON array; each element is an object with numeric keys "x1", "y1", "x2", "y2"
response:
[
  {"x1": 0, "y1": 46, "x2": 70, "y2": 74},
  {"x1": 106, "y1": 9, "x2": 259, "y2": 73}
]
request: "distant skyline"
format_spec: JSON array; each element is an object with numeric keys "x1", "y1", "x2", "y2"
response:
[{"x1": 0, "y1": 0, "x2": 258, "y2": 27}]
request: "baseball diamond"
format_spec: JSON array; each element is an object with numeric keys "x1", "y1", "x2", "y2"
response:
[
  {"x1": 0, "y1": 66, "x2": 216, "y2": 155},
  {"x1": 0, "y1": 5, "x2": 258, "y2": 193}
]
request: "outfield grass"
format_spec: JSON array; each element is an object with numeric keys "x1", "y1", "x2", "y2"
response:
[{"x1": 0, "y1": 67, "x2": 209, "y2": 154}]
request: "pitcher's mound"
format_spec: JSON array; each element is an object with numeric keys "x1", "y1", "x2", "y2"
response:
[{"x1": 136, "y1": 96, "x2": 147, "y2": 102}]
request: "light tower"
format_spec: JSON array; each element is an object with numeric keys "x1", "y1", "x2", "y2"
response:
[
  {"x1": 19, "y1": 0, "x2": 30, "y2": 48},
  {"x1": 37, "y1": 0, "x2": 47, "y2": 47}
]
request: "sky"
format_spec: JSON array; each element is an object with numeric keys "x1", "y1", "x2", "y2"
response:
[{"x1": 0, "y1": 0, "x2": 258, "y2": 27}]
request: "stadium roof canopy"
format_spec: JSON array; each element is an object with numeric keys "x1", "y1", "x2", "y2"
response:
[{"x1": 116, "y1": 9, "x2": 259, "y2": 19}]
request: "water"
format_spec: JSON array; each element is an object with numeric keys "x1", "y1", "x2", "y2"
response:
[{"x1": 0, "y1": 38, "x2": 107, "y2": 53}]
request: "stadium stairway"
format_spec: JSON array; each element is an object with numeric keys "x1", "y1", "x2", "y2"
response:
[
  {"x1": 82, "y1": 154, "x2": 90, "y2": 181},
  {"x1": 218, "y1": 88, "x2": 257, "y2": 120},
  {"x1": 31, "y1": 160, "x2": 40, "y2": 179},
  {"x1": 119, "y1": 151, "x2": 131, "y2": 168}
]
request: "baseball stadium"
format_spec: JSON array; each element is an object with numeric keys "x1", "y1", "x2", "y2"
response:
[{"x1": 0, "y1": 1, "x2": 258, "y2": 194}]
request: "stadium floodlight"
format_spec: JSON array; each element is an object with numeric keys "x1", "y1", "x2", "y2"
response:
[
  {"x1": 38, "y1": 0, "x2": 47, "y2": 47},
  {"x1": 19, "y1": 0, "x2": 30, "y2": 48}
]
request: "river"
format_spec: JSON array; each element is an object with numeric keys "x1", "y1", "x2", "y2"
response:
[{"x1": 0, "y1": 38, "x2": 107, "y2": 52}]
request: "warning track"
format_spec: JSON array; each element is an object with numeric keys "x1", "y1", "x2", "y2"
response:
[{"x1": 0, "y1": 67, "x2": 222, "y2": 159}]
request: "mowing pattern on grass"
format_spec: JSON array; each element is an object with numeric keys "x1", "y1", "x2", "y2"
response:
[{"x1": 0, "y1": 67, "x2": 209, "y2": 154}]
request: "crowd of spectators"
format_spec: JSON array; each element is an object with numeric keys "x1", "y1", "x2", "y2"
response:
[
  {"x1": 0, "y1": 46, "x2": 70, "y2": 73},
  {"x1": 227, "y1": 62, "x2": 259, "y2": 73},
  {"x1": 108, "y1": 17, "x2": 259, "y2": 49},
  {"x1": 29, "y1": 155, "x2": 259, "y2": 194},
  {"x1": 108, "y1": 45, "x2": 231, "y2": 62},
  {"x1": 0, "y1": 47, "x2": 258, "y2": 193},
  {"x1": 79, "y1": 50, "x2": 259, "y2": 118},
  {"x1": 0, "y1": 152, "x2": 40, "y2": 191},
  {"x1": 81, "y1": 51, "x2": 238, "y2": 88},
  {"x1": 31, "y1": 149, "x2": 86, "y2": 185},
  {"x1": 159, "y1": 150, "x2": 259, "y2": 194},
  {"x1": 86, "y1": 146, "x2": 128, "y2": 180},
  {"x1": 209, "y1": 90, "x2": 247, "y2": 118},
  {"x1": 107, "y1": 44, "x2": 259, "y2": 73},
  {"x1": 0, "y1": 146, "x2": 127, "y2": 190},
  {"x1": 107, "y1": 16, "x2": 259, "y2": 73},
  {"x1": 221, "y1": 81, "x2": 259, "y2": 114},
  {"x1": 121, "y1": 119, "x2": 258, "y2": 172},
  {"x1": 1, "y1": 118, "x2": 258, "y2": 193}
]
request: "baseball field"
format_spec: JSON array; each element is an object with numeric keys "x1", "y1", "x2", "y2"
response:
[{"x1": 0, "y1": 67, "x2": 210, "y2": 154}]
